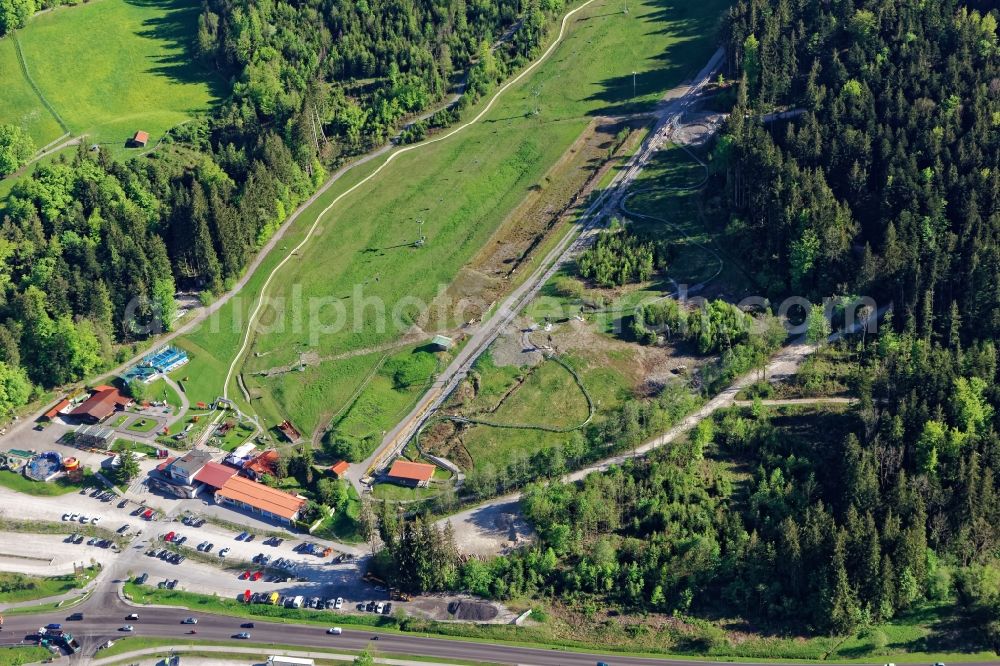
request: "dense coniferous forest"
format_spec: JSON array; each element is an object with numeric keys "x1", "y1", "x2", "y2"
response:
[
  {"x1": 361, "y1": 0, "x2": 1000, "y2": 649},
  {"x1": 0, "y1": 0, "x2": 562, "y2": 407}
]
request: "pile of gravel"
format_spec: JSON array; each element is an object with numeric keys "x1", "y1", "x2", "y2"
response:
[{"x1": 447, "y1": 600, "x2": 499, "y2": 621}]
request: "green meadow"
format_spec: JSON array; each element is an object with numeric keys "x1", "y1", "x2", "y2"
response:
[
  {"x1": 175, "y1": 0, "x2": 728, "y2": 438},
  {"x1": 0, "y1": 0, "x2": 223, "y2": 160}
]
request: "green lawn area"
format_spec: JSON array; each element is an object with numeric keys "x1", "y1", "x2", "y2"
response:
[
  {"x1": 0, "y1": 646, "x2": 51, "y2": 666},
  {"x1": 144, "y1": 377, "x2": 183, "y2": 410},
  {"x1": 372, "y1": 478, "x2": 444, "y2": 502},
  {"x1": 126, "y1": 417, "x2": 159, "y2": 433},
  {"x1": 0, "y1": 469, "x2": 93, "y2": 496},
  {"x1": 0, "y1": 567, "x2": 97, "y2": 603},
  {"x1": 110, "y1": 413, "x2": 129, "y2": 427},
  {"x1": 173, "y1": 0, "x2": 729, "y2": 438},
  {"x1": 449, "y1": 354, "x2": 614, "y2": 475},
  {"x1": 0, "y1": 0, "x2": 224, "y2": 161},
  {"x1": 214, "y1": 421, "x2": 256, "y2": 451},
  {"x1": 0, "y1": 38, "x2": 64, "y2": 148},
  {"x1": 112, "y1": 438, "x2": 160, "y2": 457}
]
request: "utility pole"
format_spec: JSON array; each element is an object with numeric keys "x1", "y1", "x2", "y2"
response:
[{"x1": 632, "y1": 71, "x2": 637, "y2": 102}]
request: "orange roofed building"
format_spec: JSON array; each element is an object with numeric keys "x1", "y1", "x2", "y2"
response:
[
  {"x1": 244, "y1": 450, "x2": 279, "y2": 480},
  {"x1": 386, "y1": 460, "x2": 436, "y2": 488},
  {"x1": 69, "y1": 386, "x2": 132, "y2": 423},
  {"x1": 330, "y1": 460, "x2": 349, "y2": 478},
  {"x1": 214, "y1": 475, "x2": 306, "y2": 525}
]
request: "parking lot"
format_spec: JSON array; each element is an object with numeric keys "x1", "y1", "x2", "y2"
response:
[
  {"x1": 0, "y1": 531, "x2": 117, "y2": 576},
  {"x1": 0, "y1": 480, "x2": 380, "y2": 609}
]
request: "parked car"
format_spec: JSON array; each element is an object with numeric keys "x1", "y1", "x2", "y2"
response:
[
  {"x1": 118, "y1": 499, "x2": 128, "y2": 508},
  {"x1": 383, "y1": 603, "x2": 392, "y2": 615},
  {"x1": 164, "y1": 531, "x2": 175, "y2": 542},
  {"x1": 236, "y1": 532, "x2": 248, "y2": 541},
  {"x1": 219, "y1": 547, "x2": 230, "y2": 558},
  {"x1": 334, "y1": 597, "x2": 343, "y2": 610},
  {"x1": 205, "y1": 543, "x2": 213, "y2": 552}
]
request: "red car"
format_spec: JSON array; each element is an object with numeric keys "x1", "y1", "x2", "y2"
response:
[
  {"x1": 251, "y1": 571, "x2": 263, "y2": 581},
  {"x1": 164, "y1": 531, "x2": 175, "y2": 542},
  {"x1": 239, "y1": 571, "x2": 250, "y2": 580},
  {"x1": 142, "y1": 509, "x2": 154, "y2": 520}
]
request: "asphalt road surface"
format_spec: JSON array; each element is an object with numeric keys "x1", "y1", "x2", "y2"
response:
[{"x1": 1, "y1": 578, "x2": 994, "y2": 666}]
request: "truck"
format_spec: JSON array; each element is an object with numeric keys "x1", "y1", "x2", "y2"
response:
[
  {"x1": 267, "y1": 657, "x2": 314, "y2": 666},
  {"x1": 63, "y1": 633, "x2": 81, "y2": 653}
]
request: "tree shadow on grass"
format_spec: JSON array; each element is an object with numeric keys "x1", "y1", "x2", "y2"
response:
[
  {"x1": 123, "y1": 0, "x2": 228, "y2": 103},
  {"x1": 583, "y1": 0, "x2": 727, "y2": 117}
]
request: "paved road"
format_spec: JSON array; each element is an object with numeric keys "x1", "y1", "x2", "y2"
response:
[
  {"x1": 0, "y1": 580, "x2": 990, "y2": 666},
  {"x1": 352, "y1": 47, "x2": 728, "y2": 490}
]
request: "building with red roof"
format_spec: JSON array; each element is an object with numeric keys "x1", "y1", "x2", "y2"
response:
[
  {"x1": 330, "y1": 460, "x2": 349, "y2": 478},
  {"x1": 244, "y1": 450, "x2": 279, "y2": 480},
  {"x1": 214, "y1": 475, "x2": 305, "y2": 524},
  {"x1": 42, "y1": 399, "x2": 71, "y2": 421},
  {"x1": 387, "y1": 460, "x2": 436, "y2": 488},
  {"x1": 194, "y1": 461, "x2": 237, "y2": 490},
  {"x1": 69, "y1": 387, "x2": 132, "y2": 423}
]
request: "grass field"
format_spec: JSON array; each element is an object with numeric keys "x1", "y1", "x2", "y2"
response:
[
  {"x1": 0, "y1": 0, "x2": 223, "y2": 163},
  {"x1": 0, "y1": 646, "x2": 51, "y2": 666},
  {"x1": 172, "y1": 0, "x2": 728, "y2": 437},
  {"x1": 113, "y1": 438, "x2": 160, "y2": 456},
  {"x1": 126, "y1": 417, "x2": 159, "y2": 432},
  {"x1": 0, "y1": 570, "x2": 86, "y2": 603},
  {"x1": 0, "y1": 38, "x2": 64, "y2": 147},
  {"x1": 143, "y1": 377, "x2": 183, "y2": 410}
]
